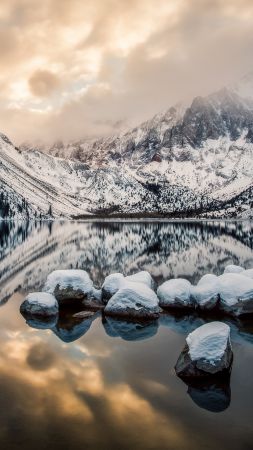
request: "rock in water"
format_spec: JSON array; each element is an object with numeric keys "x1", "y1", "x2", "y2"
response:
[
  {"x1": 101, "y1": 273, "x2": 125, "y2": 303},
  {"x1": 191, "y1": 274, "x2": 220, "y2": 311},
  {"x1": 157, "y1": 278, "x2": 193, "y2": 309},
  {"x1": 43, "y1": 269, "x2": 93, "y2": 305},
  {"x1": 104, "y1": 281, "x2": 160, "y2": 320},
  {"x1": 175, "y1": 322, "x2": 233, "y2": 379},
  {"x1": 125, "y1": 271, "x2": 155, "y2": 290},
  {"x1": 218, "y1": 273, "x2": 253, "y2": 316},
  {"x1": 224, "y1": 264, "x2": 245, "y2": 274},
  {"x1": 20, "y1": 292, "x2": 58, "y2": 317}
]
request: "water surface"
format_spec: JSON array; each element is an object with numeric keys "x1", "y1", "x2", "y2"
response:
[{"x1": 0, "y1": 220, "x2": 253, "y2": 450}]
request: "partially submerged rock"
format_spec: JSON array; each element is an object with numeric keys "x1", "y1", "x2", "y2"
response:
[
  {"x1": 219, "y1": 273, "x2": 253, "y2": 316},
  {"x1": 125, "y1": 271, "x2": 155, "y2": 290},
  {"x1": 175, "y1": 322, "x2": 233, "y2": 379},
  {"x1": 242, "y1": 268, "x2": 253, "y2": 279},
  {"x1": 20, "y1": 292, "x2": 58, "y2": 317},
  {"x1": 101, "y1": 273, "x2": 125, "y2": 303},
  {"x1": 157, "y1": 279, "x2": 193, "y2": 309},
  {"x1": 104, "y1": 281, "x2": 160, "y2": 320},
  {"x1": 101, "y1": 271, "x2": 155, "y2": 303},
  {"x1": 224, "y1": 264, "x2": 245, "y2": 274},
  {"x1": 43, "y1": 270, "x2": 93, "y2": 305},
  {"x1": 191, "y1": 274, "x2": 220, "y2": 311}
]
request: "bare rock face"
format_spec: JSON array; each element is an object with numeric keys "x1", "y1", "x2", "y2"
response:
[{"x1": 175, "y1": 322, "x2": 233, "y2": 379}]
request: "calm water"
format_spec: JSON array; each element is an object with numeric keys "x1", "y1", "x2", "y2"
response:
[{"x1": 0, "y1": 220, "x2": 253, "y2": 450}]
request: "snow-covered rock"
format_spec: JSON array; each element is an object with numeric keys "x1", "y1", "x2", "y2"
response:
[
  {"x1": 191, "y1": 274, "x2": 220, "y2": 310},
  {"x1": 104, "y1": 281, "x2": 160, "y2": 320},
  {"x1": 224, "y1": 264, "x2": 245, "y2": 274},
  {"x1": 101, "y1": 273, "x2": 125, "y2": 303},
  {"x1": 43, "y1": 269, "x2": 93, "y2": 305},
  {"x1": 20, "y1": 292, "x2": 58, "y2": 317},
  {"x1": 175, "y1": 322, "x2": 233, "y2": 378},
  {"x1": 125, "y1": 271, "x2": 155, "y2": 289},
  {"x1": 157, "y1": 278, "x2": 193, "y2": 309},
  {"x1": 219, "y1": 273, "x2": 253, "y2": 316},
  {"x1": 242, "y1": 268, "x2": 253, "y2": 279}
]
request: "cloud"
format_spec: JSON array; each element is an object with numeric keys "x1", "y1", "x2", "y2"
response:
[
  {"x1": 28, "y1": 70, "x2": 61, "y2": 97},
  {"x1": 0, "y1": 0, "x2": 252, "y2": 144}
]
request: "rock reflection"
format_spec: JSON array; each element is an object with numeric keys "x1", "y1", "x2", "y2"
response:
[
  {"x1": 52, "y1": 309, "x2": 99, "y2": 343},
  {"x1": 184, "y1": 378, "x2": 231, "y2": 413},
  {"x1": 103, "y1": 316, "x2": 158, "y2": 341},
  {"x1": 25, "y1": 314, "x2": 57, "y2": 330},
  {"x1": 1, "y1": 220, "x2": 252, "y2": 304}
]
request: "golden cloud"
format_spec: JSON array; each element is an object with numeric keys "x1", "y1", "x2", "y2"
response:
[{"x1": 0, "y1": 0, "x2": 251, "y2": 143}]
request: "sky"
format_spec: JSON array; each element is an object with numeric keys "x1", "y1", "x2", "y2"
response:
[{"x1": 0, "y1": 0, "x2": 253, "y2": 144}]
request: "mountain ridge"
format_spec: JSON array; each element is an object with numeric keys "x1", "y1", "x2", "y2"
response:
[{"x1": 1, "y1": 83, "x2": 253, "y2": 219}]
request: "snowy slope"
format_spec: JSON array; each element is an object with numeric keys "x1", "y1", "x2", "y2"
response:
[{"x1": 1, "y1": 84, "x2": 253, "y2": 218}]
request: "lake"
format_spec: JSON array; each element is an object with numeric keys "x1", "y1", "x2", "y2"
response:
[{"x1": 0, "y1": 220, "x2": 253, "y2": 450}]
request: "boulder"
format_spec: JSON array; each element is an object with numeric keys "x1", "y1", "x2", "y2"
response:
[
  {"x1": 20, "y1": 292, "x2": 58, "y2": 317},
  {"x1": 224, "y1": 264, "x2": 245, "y2": 274},
  {"x1": 104, "y1": 281, "x2": 160, "y2": 320},
  {"x1": 157, "y1": 278, "x2": 193, "y2": 309},
  {"x1": 125, "y1": 271, "x2": 155, "y2": 289},
  {"x1": 242, "y1": 268, "x2": 253, "y2": 279},
  {"x1": 43, "y1": 269, "x2": 93, "y2": 305},
  {"x1": 218, "y1": 273, "x2": 253, "y2": 316},
  {"x1": 191, "y1": 274, "x2": 220, "y2": 311},
  {"x1": 101, "y1": 273, "x2": 125, "y2": 303},
  {"x1": 175, "y1": 322, "x2": 233, "y2": 379}
]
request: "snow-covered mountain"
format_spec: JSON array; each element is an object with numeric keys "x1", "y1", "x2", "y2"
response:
[{"x1": 1, "y1": 84, "x2": 253, "y2": 218}]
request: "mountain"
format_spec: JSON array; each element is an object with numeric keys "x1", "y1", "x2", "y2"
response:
[{"x1": 1, "y1": 84, "x2": 253, "y2": 219}]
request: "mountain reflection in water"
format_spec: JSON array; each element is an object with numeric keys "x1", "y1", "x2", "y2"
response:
[
  {"x1": 0, "y1": 220, "x2": 252, "y2": 304},
  {"x1": 0, "y1": 220, "x2": 253, "y2": 450}
]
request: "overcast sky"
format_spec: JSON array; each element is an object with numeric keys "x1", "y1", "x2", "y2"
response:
[{"x1": 0, "y1": 0, "x2": 253, "y2": 144}]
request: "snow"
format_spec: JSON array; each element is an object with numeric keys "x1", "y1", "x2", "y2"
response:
[
  {"x1": 186, "y1": 322, "x2": 230, "y2": 363},
  {"x1": 25, "y1": 292, "x2": 58, "y2": 308},
  {"x1": 105, "y1": 281, "x2": 159, "y2": 313},
  {"x1": 125, "y1": 271, "x2": 154, "y2": 289},
  {"x1": 43, "y1": 269, "x2": 93, "y2": 294},
  {"x1": 102, "y1": 273, "x2": 125, "y2": 296},
  {"x1": 157, "y1": 278, "x2": 192, "y2": 307},
  {"x1": 218, "y1": 273, "x2": 253, "y2": 306},
  {"x1": 242, "y1": 268, "x2": 253, "y2": 279},
  {"x1": 191, "y1": 274, "x2": 220, "y2": 308},
  {"x1": 224, "y1": 264, "x2": 245, "y2": 274}
]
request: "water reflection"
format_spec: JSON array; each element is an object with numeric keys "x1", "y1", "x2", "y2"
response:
[
  {"x1": 185, "y1": 378, "x2": 231, "y2": 412},
  {"x1": 0, "y1": 221, "x2": 253, "y2": 449},
  {"x1": 103, "y1": 316, "x2": 159, "y2": 341},
  {"x1": 0, "y1": 220, "x2": 252, "y2": 304}
]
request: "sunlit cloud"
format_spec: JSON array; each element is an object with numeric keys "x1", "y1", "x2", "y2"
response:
[{"x1": 0, "y1": 0, "x2": 252, "y2": 144}]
